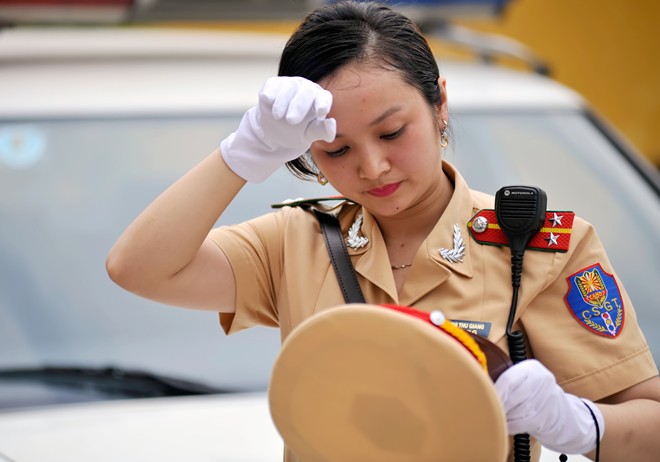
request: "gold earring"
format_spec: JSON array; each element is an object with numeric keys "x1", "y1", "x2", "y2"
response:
[
  {"x1": 317, "y1": 172, "x2": 328, "y2": 186},
  {"x1": 440, "y1": 131, "x2": 449, "y2": 148},
  {"x1": 440, "y1": 120, "x2": 449, "y2": 147}
]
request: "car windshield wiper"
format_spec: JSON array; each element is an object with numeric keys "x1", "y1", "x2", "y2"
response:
[{"x1": 0, "y1": 366, "x2": 231, "y2": 399}]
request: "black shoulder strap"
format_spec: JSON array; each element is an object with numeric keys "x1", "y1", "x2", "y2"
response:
[{"x1": 312, "y1": 209, "x2": 366, "y2": 304}]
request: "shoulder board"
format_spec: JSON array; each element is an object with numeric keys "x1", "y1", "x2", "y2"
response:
[
  {"x1": 467, "y1": 209, "x2": 575, "y2": 252},
  {"x1": 271, "y1": 196, "x2": 351, "y2": 209}
]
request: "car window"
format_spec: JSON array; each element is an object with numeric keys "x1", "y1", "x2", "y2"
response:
[
  {"x1": 0, "y1": 115, "x2": 332, "y2": 398},
  {"x1": 1, "y1": 108, "x2": 657, "y2": 409}
]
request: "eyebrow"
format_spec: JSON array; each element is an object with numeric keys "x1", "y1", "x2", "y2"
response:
[{"x1": 335, "y1": 105, "x2": 404, "y2": 138}]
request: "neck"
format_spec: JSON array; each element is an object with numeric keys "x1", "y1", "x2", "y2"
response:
[{"x1": 375, "y1": 169, "x2": 454, "y2": 243}]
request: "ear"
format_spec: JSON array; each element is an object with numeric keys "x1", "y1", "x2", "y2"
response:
[{"x1": 437, "y1": 76, "x2": 449, "y2": 124}]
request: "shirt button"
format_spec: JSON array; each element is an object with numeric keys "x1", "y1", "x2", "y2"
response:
[{"x1": 472, "y1": 216, "x2": 489, "y2": 233}]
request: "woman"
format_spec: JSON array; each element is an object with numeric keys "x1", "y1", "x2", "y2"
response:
[{"x1": 106, "y1": 1, "x2": 660, "y2": 461}]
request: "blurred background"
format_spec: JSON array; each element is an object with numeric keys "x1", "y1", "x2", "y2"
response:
[
  {"x1": 455, "y1": 0, "x2": 660, "y2": 169},
  {"x1": 2, "y1": 0, "x2": 656, "y2": 168}
]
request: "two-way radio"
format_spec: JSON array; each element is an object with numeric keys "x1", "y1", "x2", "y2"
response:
[{"x1": 495, "y1": 185, "x2": 548, "y2": 462}]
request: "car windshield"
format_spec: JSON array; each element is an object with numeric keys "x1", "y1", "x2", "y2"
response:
[{"x1": 1, "y1": 109, "x2": 658, "y2": 408}]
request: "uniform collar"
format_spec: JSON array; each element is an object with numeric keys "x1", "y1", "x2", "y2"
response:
[{"x1": 345, "y1": 161, "x2": 477, "y2": 304}]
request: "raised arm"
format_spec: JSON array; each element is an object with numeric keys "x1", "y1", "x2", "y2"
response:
[
  {"x1": 106, "y1": 76, "x2": 336, "y2": 313},
  {"x1": 106, "y1": 151, "x2": 244, "y2": 312}
]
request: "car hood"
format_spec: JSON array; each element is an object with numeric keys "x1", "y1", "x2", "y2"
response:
[
  {"x1": 0, "y1": 393, "x2": 283, "y2": 462},
  {"x1": 0, "y1": 393, "x2": 585, "y2": 462}
]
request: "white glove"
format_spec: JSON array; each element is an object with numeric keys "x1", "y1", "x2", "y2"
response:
[
  {"x1": 495, "y1": 359, "x2": 604, "y2": 455},
  {"x1": 220, "y1": 76, "x2": 336, "y2": 183}
]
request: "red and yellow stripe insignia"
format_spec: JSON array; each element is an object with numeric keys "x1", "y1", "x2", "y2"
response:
[{"x1": 467, "y1": 209, "x2": 575, "y2": 252}]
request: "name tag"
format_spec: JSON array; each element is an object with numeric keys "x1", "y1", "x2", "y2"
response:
[{"x1": 450, "y1": 319, "x2": 492, "y2": 338}]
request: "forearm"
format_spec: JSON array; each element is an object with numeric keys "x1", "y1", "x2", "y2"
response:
[
  {"x1": 107, "y1": 77, "x2": 335, "y2": 306},
  {"x1": 586, "y1": 399, "x2": 660, "y2": 461},
  {"x1": 106, "y1": 149, "x2": 245, "y2": 290}
]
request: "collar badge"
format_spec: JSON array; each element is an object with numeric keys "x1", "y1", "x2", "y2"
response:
[
  {"x1": 439, "y1": 224, "x2": 465, "y2": 263},
  {"x1": 346, "y1": 211, "x2": 369, "y2": 250}
]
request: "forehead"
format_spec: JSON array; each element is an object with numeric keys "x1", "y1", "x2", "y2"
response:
[
  {"x1": 320, "y1": 62, "x2": 409, "y2": 94},
  {"x1": 319, "y1": 63, "x2": 437, "y2": 132}
]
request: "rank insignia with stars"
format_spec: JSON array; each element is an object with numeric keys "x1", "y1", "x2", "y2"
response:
[{"x1": 467, "y1": 209, "x2": 575, "y2": 252}]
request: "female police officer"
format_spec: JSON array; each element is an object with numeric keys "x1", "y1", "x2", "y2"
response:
[{"x1": 106, "y1": 1, "x2": 660, "y2": 460}]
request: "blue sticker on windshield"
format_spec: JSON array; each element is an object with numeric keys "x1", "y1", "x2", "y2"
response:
[
  {"x1": 0, "y1": 125, "x2": 46, "y2": 170},
  {"x1": 564, "y1": 263, "x2": 624, "y2": 338}
]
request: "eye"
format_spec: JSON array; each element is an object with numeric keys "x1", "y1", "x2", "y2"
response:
[
  {"x1": 326, "y1": 146, "x2": 349, "y2": 157},
  {"x1": 381, "y1": 127, "x2": 404, "y2": 140}
]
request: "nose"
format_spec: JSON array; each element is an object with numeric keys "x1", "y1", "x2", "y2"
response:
[{"x1": 357, "y1": 148, "x2": 390, "y2": 180}]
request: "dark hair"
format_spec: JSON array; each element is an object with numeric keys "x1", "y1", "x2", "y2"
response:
[{"x1": 280, "y1": 0, "x2": 441, "y2": 180}]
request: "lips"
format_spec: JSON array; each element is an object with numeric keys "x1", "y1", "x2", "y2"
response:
[{"x1": 367, "y1": 182, "x2": 401, "y2": 198}]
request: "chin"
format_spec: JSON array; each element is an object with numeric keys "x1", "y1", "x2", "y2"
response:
[{"x1": 363, "y1": 200, "x2": 410, "y2": 218}]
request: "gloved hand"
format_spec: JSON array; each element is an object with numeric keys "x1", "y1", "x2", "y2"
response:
[
  {"x1": 495, "y1": 359, "x2": 604, "y2": 455},
  {"x1": 220, "y1": 76, "x2": 336, "y2": 183}
]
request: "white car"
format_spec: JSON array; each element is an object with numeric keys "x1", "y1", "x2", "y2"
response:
[{"x1": 0, "y1": 25, "x2": 657, "y2": 462}]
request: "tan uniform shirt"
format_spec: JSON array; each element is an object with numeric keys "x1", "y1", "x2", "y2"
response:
[{"x1": 209, "y1": 162, "x2": 657, "y2": 461}]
